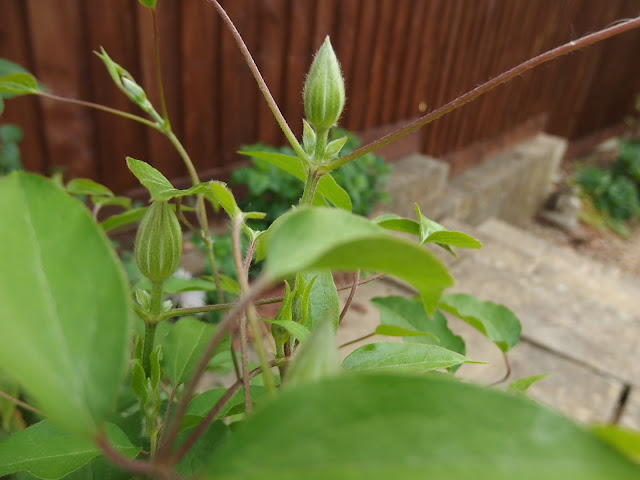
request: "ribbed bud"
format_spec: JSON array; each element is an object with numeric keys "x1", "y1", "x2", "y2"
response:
[
  {"x1": 303, "y1": 37, "x2": 345, "y2": 131},
  {"x1": 134, "y1": 201, "x2": 182, "y2": 283}
]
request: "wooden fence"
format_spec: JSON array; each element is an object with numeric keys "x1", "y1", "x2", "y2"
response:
[{"x1": 1, "y1": 0, "x2": 640, "y2": 193}]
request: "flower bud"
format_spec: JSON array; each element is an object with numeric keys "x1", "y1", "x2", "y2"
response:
[
  {"x1": 134, "y1": 201, "x2": 182, "y2": 283},
  {"x1": 303, "y1": 37, "x2": 345, "y2": 131}
]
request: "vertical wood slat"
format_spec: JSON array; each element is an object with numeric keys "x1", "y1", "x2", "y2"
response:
[
  {"x1": 2, "y1": 0, "x2": 640, "y2": 191},
  {"x1": 85, "y1": 0, "x2": 148, "y2": 191},
  {"x1": 181, "y1": 0, "x2": 220, "y2": 173},
  {"x1": 136, "y1": 1, "x2": 183, "y2": 182},
  {"x1": 219, "y1": 0, "x2": 259, "y2": 165},
  {"x1": 24, "y1": 0, "x2": 96, "y2": 178},
  {"x1": 0, "y1": 0, "x2": 47, "y2": 173}
]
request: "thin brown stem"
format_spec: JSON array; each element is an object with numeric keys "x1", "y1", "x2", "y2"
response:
[
  {"x1": 176, "y1": 198, "x2": 207, "y2": 244},
  {"x1": 0, "y1": 389, "x2": 45, "y2": 417},
  {"x1": 339, "y1": 332, "x2": 376, "y2": 349},
  {"x1": 339, "y1": 271, "x2": 360, "y2": 325},
  {"x1": 208, "y1": 0, "x2": 308, "y2": 163},
  {"x1": 323, "y1": 16, "x2": 640, "y2": 172},
  {"x1": 169, "y1": 360, "x2": 283, "y2": 465},
  {"x1": 160, "y1": 272, "x2": 385, "y2": 320},
  {"x1": 37, "y1": 91, "x2": 160, "y2": 131},
  {"x1": 157, "y1": 385, "x2": 177, "y2": 442},
  {"x1": 490, "y1": 353, "x2": 513, "y2": 386},
  {"x1": 243, "y1": 239, "x2": 257, "y2": 277},
  {"x1": 156, "y1": 275, "x2": 271, "y2": 458},
  {"x1": 95, "y1": 431, "x2": 157, "y2": 476}
]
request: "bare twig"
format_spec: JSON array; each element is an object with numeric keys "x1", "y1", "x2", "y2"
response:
[
  {"x1": 0, "y1": 389, "x2": 45, "y2": 417},
  {"x1": 490, "y1": 353, "x2": 513, "y2": 386},
  {"x1": 339, "y1": 271, "x2": 360, "y2": 325},
  {"x1": 323, "y1": 16, "x2": 640, "y2": 171},
  {"x1": 156, "y1": 274, "x2": 271, "y2": 458},
  {"x1": 157, "y1": 385, "x2": 177, "y2": 442},
  {"x1": 207, "y1": 0, "x2": 308, "y2": 162},
  {"x1": 339, "y1": 332, "x2": 376, "y2": 349}
]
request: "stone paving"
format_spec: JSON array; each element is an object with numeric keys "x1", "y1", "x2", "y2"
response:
[{"x1": 337, "y1": 216, "x2": 640, "y2": 427}]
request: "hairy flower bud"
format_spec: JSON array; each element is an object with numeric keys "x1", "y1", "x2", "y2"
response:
[
  {"x1": 303, "y1": 37, "x2": 345, "y2": 131},
  {"x1": 134, "y1": 201, "x2": 182, "y2": 283}
]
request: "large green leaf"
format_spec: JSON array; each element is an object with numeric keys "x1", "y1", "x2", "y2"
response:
[
  {"x1": 204, "y1": 374, "x2": 640, "y2": 479},
  {"x1": 371, "y1": 296, "x2": 465, "y2": 355},
  {"x1": 0, "y1": 172, "x2": 131, "y2": 435},
  {"x1": 342, "y1": 342, "x2": 472, "y2": 373},
  {"x1": 438, "y1": 293, "x2": 521, "y2": 352},
  {"x1": 0, "y1": 421, "x2": 138, "y2": 479},
  {"x1": 0, "y1": 73, "x2": 37, "y2": 96},
  {"x1": 161, "y1": 317, "x2": 215, "y2": 385},
  {"x1": 176, "y1": 421, "x2": 230, "y2": 477},
  {"x1": 65, "y1": 178, "x2": 113, "y2": 197},
  {"x1": 186, "y1": 386, "x2": 267, "y2": 420},
  {"x1": 302, "y1": 270, "x2": 340, "y2": 330},
  {"x1": 126, "y1": 157, "x2": 211, "y2": 201},
  {"x1": 240, "y1": 150, "x2": 352, "y2": 211},
  {"x1": 265, "y1": 208, "x2": 452, "y2": 313}
]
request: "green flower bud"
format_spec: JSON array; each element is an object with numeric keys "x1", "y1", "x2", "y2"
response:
[
  {"x1": 303, "y1": 37, "x2": 345, "y2": 131},
  {"x1": 134, "y1": 201, "x2": 182, "y2": 283}
]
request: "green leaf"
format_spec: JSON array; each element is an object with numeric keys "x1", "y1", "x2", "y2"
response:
[
  {"x1": 138, "y1": 276, "x2": 216, "y2": 294},
  {"x1": 261, "y1": 318, "x2": 310, "y2": 343},
  {"x1": 303, "y1": 270, "x2": 340, "y2": 330},
  {"x1": 438, "y1": 293, "x2": 521, "y2": 352},
  {"x1": 138, "y1": 0, "x2": 157, "y2": 8},
  {"x1": 176, "y1": 421, "x2": 230, "y2": 477},
  {"x1": 204, "y1": 374, "x2": 640, "y2": 479},
  {"x1": 372, "y1": 214, "x2": 420, "y2": 236},
  {"x1": 240, "y1": 150, "x2": 352, "y2": 211},
  {"x1": 0, "y1": 73, "x2": 37, "y2": 96},
  {"x1": 0, "y1": 172, "x2": 131, "y2": 435},
  {"x1": 186, "y1": 386, "x2": 267, "y2": 419},
  {"x1": 100, "y1": 207, "x2": 147, "y2": 232},
  {"x1": 374, "y1": 324, "x2": 438, "y2": 340},
  {"x1": 207, "y1": 181, "x2": 240, "y2": 217},
  {"x1": 372, "y1": 295, "x2": 465, "y2": 372},
  {"x1": 202, "y1": 274, "x2": 240, "y2": 295},
  {"x1": 66, "y1": 178, "x2": 114, "y2": 197},
  {"x1": 161, "y1": 317, "x2": 215, "y2": 385},
  {"x1": 0, "y1": 123, "x2": 23, "y2": 143},
  {"x1": 91, "y1": 195, "x2": 132, "y2": 210},
  {"x1": 507, "y1": 374, "x2": 550, "y2": 393},
  {"x1": 591, "y1": 425, "x2": 640, "y2": 463},
  {"x1": 0, "y1": 421, "x2": 138, "y2": 479},
  {"x1": 265, "y1": 208, "x2": 453, "y2": 314},
  {"x1": 126, "y1": 157, "x2": 174, "y2": 200},
  {"x1": 342, "y1": 342, "x2": 473, "y2": 373},
  {"x1": 284, "y1": 320, "x2": 340, "y2": 388},
  {"x1": 414, "y1": 204, "x2": 481, "y2": 254}
]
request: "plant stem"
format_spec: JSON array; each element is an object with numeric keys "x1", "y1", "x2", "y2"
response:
[
  {"x1": 37, "y1": 91, "x2": 160, "y2": 131},
  {"x1": 0, "y1": 389, "x2": 45, "y2": 417},
  {"x1": 322, "y1": 16, "x2": 640, "y2": 172},
  {"x1": 95, "y1": 431, "x2": 158, "y2": 477},
  {"x1": 142, "y1": 281, "x2": 163, "y2": 376},
  {"x1": 156, "y1": 275, "x2": 272, "y2": 458},
  {"x1": 208, "y1": 0, "x2": 308, "y2": 164},
  {"x1": 339, "y1": 270, "x2": 360, "y2": 325},
  {"x1": 339, "y1": 332, "x2": 376, "y2": 349},
  {"x1": 232, "y1": 216, "x2": 276, "y2": 397},
  {"x1": 299, "y1": 170, "x2": 322, "y2": 206},
  {"x1": 164, "y1": 130, "x2": 225, "y2": 304}
]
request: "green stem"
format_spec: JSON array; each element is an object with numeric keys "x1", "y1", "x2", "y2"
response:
[
  {"x1": 142, "y1": 281, "x2": 163, "y2": 376},
  {"x1": 37, "y1": 91, "x2": 160, "y2": 131},
  {"x1": 164, "y1": 130, "x2": 225, "y2": 304},
  {"x1": 299, "y1": 170, "x2": 322, "y2": 206},
  {"x1": 312, "y1": 127, "x2": 329, "y2": 162},
  {"x1": 151, "y1": 8, "x2": 170, "y2": 125}
]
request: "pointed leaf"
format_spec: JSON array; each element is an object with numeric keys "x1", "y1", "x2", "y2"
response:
[
  {"x1": 372, "y1": 214, "x2": 420, "y2": 236},
  {"x1": 100, "y1": 207, "x2": 147, "y2": 232},
  {"x1": 342, "y1": 342, "x2": 473, "y2": 373},
  {"x1": 284, "y1": 320, "x2": 340, "y2": 388},
  {"x1": 303, "y1": 270, "x2": 339, "y2": 330},
  {"x1": 0, "y1": 172, "x2": 130, "y2": 435},
  {"x1": 261, "y1": 319, "x2": 310, "y2": 343},
  {"x1": 265, "y1": 208, "x2": 453, "y2": 313},
  {"x1": 126, "y1": 157, "x2": 175, "y2": 200},
  {"x1": 372, "y1": 296, "x2": 465, "y2": 355},
  {"x1": 374, "y1": 324, "x2": 438, "y2": 340},
  {"x1": 66, "y1": 178, "x2": 114, "y2": 197},
  {"x1": 507, "y1": 374, "x2": 551, "y2": 393},
  {"x1": 138, "y1": 0, "x2": 157, "y2": 7},
  {"x1": 187, "y1": 386, "x2": 267, "y2": 420},
  {"x1": 0, "y1": 73, "x2": 37, "y2": 96},
  {"x1": 161, "y1": 317, "x2": 215, "y2": 385},
  {"x1": 207, "y1": 181, "x2": 240, "y2": 217},
  {"x1": 92, "y1": 196, "x2": 131, "y2": 210},
  {"x1": 0, "y1": 421, "x2": 138, "y2": 479},
  {"x1": 240, "y1": 150, "x2": 351, "y2": 210},
  {"x1": 439, "y1": 293, "x2": 521, "y2": 352},
  {"x1": 204, "y1": 374, "x2": 640, "y2": 479}
]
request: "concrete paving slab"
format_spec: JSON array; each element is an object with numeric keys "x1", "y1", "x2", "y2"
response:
[{"x1": 449, "y1": 256, "x2": 640, "y2": 385}]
